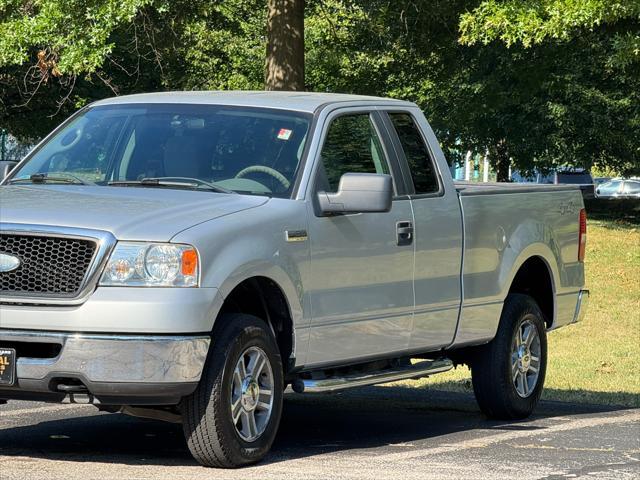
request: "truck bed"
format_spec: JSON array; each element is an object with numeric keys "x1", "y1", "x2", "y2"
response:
[{"x1": 451, "y1": 182, "x2": 585, "y2": 347}]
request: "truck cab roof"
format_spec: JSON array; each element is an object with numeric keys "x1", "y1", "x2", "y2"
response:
[{"x1": 91, "y1": 91, "x2": 415, "y2": 113}]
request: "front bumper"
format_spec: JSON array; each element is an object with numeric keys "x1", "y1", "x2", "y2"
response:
[
  {"x1": 0, "y1": 287, "x2": 222, "y2": 333},
  {"x1": 0, "y1": 330, "x2": 210, "y2": 405}
]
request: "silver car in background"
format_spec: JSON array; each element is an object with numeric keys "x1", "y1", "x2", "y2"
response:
[{"x1": 596, "y1": 178, "x2": 640, "y2": 199}]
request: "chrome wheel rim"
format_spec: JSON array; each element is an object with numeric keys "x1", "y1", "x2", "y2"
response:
[
  {"x1": 511, "y1": 318, "x2": 541, "y2": 398},
  {"x1": 230, "y1": 346, "x2": 274, "y2": 442}
]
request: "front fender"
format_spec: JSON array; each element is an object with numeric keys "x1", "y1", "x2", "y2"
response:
[
  {"x1": 171, "y1": 198, "x2": 310, "y2": 334},
  {"x1": 216, "y1": 260, "x2": 305, "y2": 330}
]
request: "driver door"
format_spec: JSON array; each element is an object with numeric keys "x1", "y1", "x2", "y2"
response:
[{"x1": 304, "y1": 111, "x2": 415, "y2": 367}]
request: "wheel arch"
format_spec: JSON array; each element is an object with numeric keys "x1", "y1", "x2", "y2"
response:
[
  {"x1": 506, "y1": 253, "x2": 556, "y2": 328},
  {"x1": 214, "y1": 272, "x2": 299, "y2": 372},
  {"x1": 502, "y1": 243, "x2": 560, "y2": 329}
]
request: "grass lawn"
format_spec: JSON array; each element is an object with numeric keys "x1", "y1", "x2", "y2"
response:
[{"x1": 395, "y1": 216, "x2": 640, "y2": 407}]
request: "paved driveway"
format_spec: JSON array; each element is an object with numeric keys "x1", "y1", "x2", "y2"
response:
[{"x1": 1, "y1": 387, "x2": 638, "y2": 479}]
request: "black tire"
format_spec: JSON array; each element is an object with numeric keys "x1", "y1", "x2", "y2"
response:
[
  {"x1": 471, "y1": 294, "x2": 547, "y2": 420},
  {"x1": 182, "y1": 313, "x2": 284, "y2": 468}
]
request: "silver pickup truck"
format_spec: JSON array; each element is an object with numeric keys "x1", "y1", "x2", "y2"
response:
[{"x1": 0, "y1": 92, "x2": 588, "y2": 468}]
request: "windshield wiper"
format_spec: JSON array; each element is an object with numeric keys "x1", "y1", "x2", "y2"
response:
[
  {"x1": 108, "y1": 177, "x2": 235, "y2": 194},
  {"x1": 7, "y1": 173, "x2": 93, "y2": 185}
]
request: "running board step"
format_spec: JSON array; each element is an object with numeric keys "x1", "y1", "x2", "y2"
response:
[{"x1": 294, "y1": 358, "x2": 453, "y2": 393}]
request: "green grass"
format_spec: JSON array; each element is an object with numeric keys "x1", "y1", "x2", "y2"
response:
[{"x1": 393, "y1": 217, "x2": 640, "y2": 407}]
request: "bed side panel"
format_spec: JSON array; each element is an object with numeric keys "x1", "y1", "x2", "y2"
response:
[{"x1": 450, "y1": 189, "x2": 585, "y2": 347}]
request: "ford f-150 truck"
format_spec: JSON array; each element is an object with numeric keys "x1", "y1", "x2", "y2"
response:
[{"x1": 0, "y1": 92, "x2": 589, "y2": 468}]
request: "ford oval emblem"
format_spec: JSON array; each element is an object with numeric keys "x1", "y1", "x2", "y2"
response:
[{"x1": 0, "y1": 253, "x2": 21, "y2": 273}]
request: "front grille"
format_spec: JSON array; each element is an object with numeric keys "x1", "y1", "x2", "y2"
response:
[{"x1": 0, "y1": 234, "x2": 97, "y2": 296}]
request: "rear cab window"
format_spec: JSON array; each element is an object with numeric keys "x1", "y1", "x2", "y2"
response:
[{"x1": 387, "y1": 112, "x2": 440, "y2": 195}]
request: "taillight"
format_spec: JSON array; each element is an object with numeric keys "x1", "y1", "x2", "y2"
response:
[{"x1": 578, "y1": 208, "x2": 587, "y2": 262}]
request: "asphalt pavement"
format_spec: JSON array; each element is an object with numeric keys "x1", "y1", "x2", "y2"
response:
[{"x1": 0, "y1": 387, "x2": 638, "y2": 479}]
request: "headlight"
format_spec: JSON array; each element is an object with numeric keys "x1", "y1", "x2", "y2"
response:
[{"x1": 100, "y1": 242, "x2": 199, "y2": 287}]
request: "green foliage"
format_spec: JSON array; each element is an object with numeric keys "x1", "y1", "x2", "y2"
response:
[
  {"x1": 0, "y1": 0, "x2": 265, "y2": 138},
  {"x1": 0, "y1": 0, "x2": 158, "y2": 74},
  {"x1": 459, "y1": 0, "x2": 640, "y2": 69},
  {"x1": 304, "y1": 1, "x2": 639, "y2": 176},
  {"x1": 456, "y1": 0, "x2": 640, "y2": 175},
  {"x1": 158, "y1": 0, "x2": 266, "y2": 91},
  {"x1": 0, "y1": 0, "x2": 638, "y2": 176}
]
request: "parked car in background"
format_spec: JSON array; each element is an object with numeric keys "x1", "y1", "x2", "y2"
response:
[
  {"x1": 594, "y1": 177, "x2": 612, "y2": 187},
  {"x1": 555, "y1": 170, "x2": 592, "y2": 184},
  {"x1": 511, "y1": 168, "x2": 595, "y2": 199},
  {"x1": 596, "y1": 179, "x2": 640, "y2": 199},
  {"x1": 556, "y1": 170, "x2": 595, "y2": 200}
]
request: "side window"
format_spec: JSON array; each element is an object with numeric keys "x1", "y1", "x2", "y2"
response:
[
  {"x1": 600, "y1": 180, "x2": 621, "y2": 194},
  {"x1": 318, "y1": 114, "x2": 390, "y2": 192},
  {"x1": 623, "y1": 182, "x2": 640, "y2": 194},
  {"x1": 388, "y1": 113, "x2": 439, "y2": 194}
]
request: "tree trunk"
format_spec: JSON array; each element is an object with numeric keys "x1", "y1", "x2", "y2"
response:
[
  {"x1": 493, "y1": 140, "x2": 511, "y2": 182},
  {"x1": 265, "y1": 0, "x2": 305, "y2": 91}
]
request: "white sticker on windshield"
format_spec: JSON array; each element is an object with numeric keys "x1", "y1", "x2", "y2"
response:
[{"x1": 277, "y1": 128, "x2": 293, "y2": 140}]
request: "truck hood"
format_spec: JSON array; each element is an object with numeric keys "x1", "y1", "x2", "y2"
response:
[{"x1": 0, "y1": 185, "x2": 269, "y2": 241}]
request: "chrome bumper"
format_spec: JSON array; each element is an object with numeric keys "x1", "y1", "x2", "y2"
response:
[
  {"x1": 0, "y1": 330, "x2": 210, "y2": 404},
  {"x1": 572, "y1": 289, "x2": 589, "y2": 324}
]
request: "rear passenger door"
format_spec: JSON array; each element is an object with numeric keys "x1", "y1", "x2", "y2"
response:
[{"x1": 381, "y1": 110, "x2": 463, "y2": 350}]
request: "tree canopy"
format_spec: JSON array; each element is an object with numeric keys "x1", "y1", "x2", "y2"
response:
[
  {"x1": 0, "y1": 0, "x2": 638, "y2": 176},
  {"x1": 459, "y1": 0, "x2": 640, "y2": 69},
  {"x1": 458, "y1": 0, "x2": 639, "y2": 175}
]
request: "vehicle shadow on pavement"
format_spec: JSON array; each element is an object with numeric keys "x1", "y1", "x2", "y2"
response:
[{"x1": 0, "y1": 386, "x2": 632, "y2": 467}]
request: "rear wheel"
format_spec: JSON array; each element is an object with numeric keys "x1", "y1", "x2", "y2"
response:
[
  {"x1": 471, "y1": 294, "x2": 547, "y2": 420},
  {"x1": 182, "y1": 313, "x2": 283, "y2": 468}
]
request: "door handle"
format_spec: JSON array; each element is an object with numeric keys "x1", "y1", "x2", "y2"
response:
[{"x1": 396, "y1": 221, "x2": 414, "y2": 246}]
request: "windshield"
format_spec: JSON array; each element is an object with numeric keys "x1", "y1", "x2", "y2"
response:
[{"x1": 9, "y1": 104, "x2": 312, "y2": 197}]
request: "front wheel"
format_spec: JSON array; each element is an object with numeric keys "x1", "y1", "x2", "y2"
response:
[
  {"x1": 182, "y1": 313, "x2": 284, "y2": 468},
  {"x1": 471, "y1": 294, "x2": 547, "y2": 420}
]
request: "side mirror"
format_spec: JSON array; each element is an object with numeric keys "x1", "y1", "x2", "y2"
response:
[
  {"x1": 317, "y1": 173, "x2": 393, "y2": 215},
  {"x1": 0, "y1": 161, "x2": 18, "y2": 182}
]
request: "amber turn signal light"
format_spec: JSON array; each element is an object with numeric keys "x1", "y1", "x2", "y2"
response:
[{"x1": 182, "y1": 249, "x2": 198, "y2": 276}]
